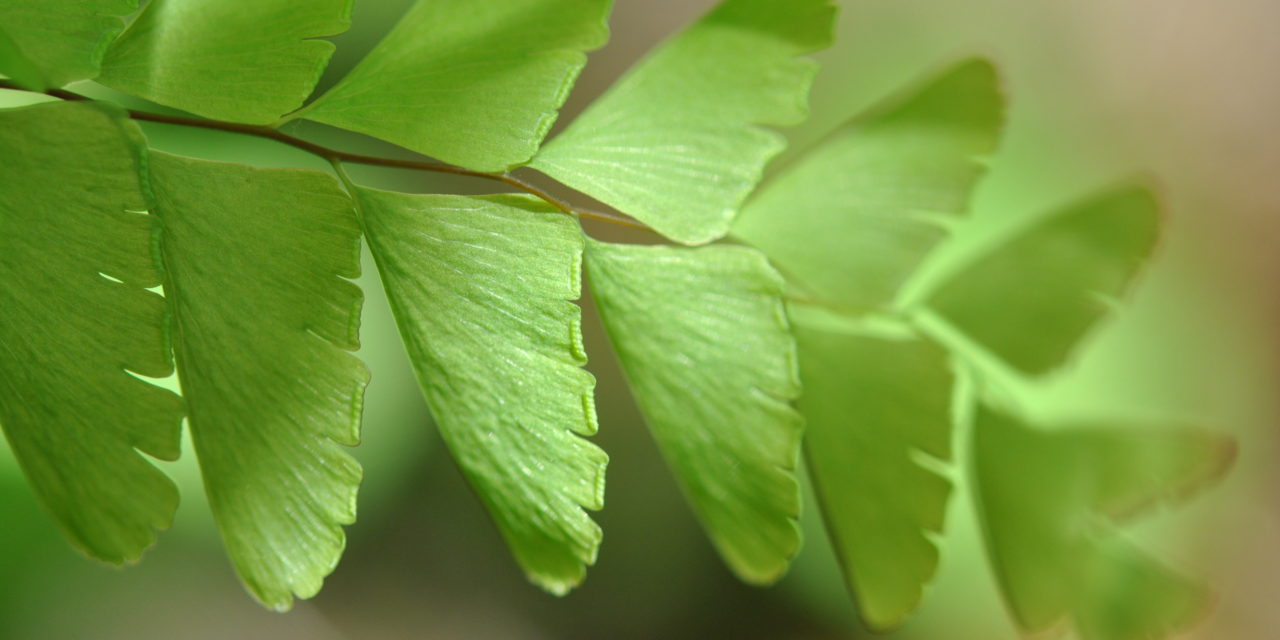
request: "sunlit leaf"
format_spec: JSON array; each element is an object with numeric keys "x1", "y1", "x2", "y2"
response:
[
  {"x1": 0, "y1": 0, "x2": 136, "y2": 89},
  {"x1": 149, "y1": 152, "x2": 368, "y2": 610},
  {"x1": 0, "y1": 100, "x2": 183, "y2": 564},
  {"x1": 790, "y1": 308, "x2": 954, "y2": 629},
  {"x1": 533, "y1": 0, "x2": 836, "y2": 244},
  {"x1": 99, "y1": 0, "x2": 351, "y2": 124},
  {"x1": 298, "y1": 0, "x2": 611, "y2": 172},
  {"x1": 586, "y1": 239, "x2": 803, "y2": 582},
  {"x1": 972, "y1": 404, "x2": 1234, "y2": 640},
  {"x1": 355, "y1": 189, "x2": 605, "y2": 594},
  {"x1": 926, "y1": 186, "x2": 1160, "y2": 375},
  {"x1": 734, "y1": 60, "x2": 1003, "y2": 311}
]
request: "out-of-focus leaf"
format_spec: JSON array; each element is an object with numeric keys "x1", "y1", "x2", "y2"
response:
[
  {"x1": 0, "y1": 0, "x2": 136, "y2": 89},
  {"x1": 734, "y1": 60, "x2": 1003, "y2": 311},
  {"x1": 533, "y1": 0, "x2": 836, "y2": 244},
  {"x1": 298, "y1": 0, "x2": 611, "y2": 172},
  {"x1": 99, "y1": 0, "x2": 351, "y2": 124},
  {"x1": 586, "y1": 239, "x2": 803, "y2": 583},
  {"x1": 0, "y1": 100, "x2": 183, "y2": 564},
  {"x1": 1072, "y1": 537, "x2": 1212, "y2": 640},
  {"x1": 790, "y1": 308, "x2": 954, "y2": 629},
  {"x1": 356, "y1": 189, "x2": 605, "y2": 595},
  {"x1": 926, "y1": 186, "x2": 1160, "y2": 375},
  {"x1": 150, "y1": 152, "x2": 368, "y2": 610},
  {"x1": 972, "y1": 404, "x2": 1234, "y2": 640}
]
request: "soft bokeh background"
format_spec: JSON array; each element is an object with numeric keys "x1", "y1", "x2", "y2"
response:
[{"x1": 1, "y1": 0, "x2": 1276, "y2": 637}]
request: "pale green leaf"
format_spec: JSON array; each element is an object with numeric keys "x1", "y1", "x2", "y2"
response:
[
  {"x1": 734, "y1": 60, "x2": 1003, "y2": 311},
  {"x1": 1072, "y1": 537, "x2": 1212, "y2": 640},
  {"x1": 0, "y1": 101, "x2": 183, "y2": 564},
  {"x1": 0, "y1": 0, "x2": 136, "y2": 89},
  {"x1": 297, "y1": 0, "x2": 611, "y2": 172},
  {"x1": 586, "y1": 239, "x2": 803, "y2": 583},
  {"x1": 99, "y1": 0, "x2": 351, "y2": 124},
  {"x1": 355, "y1": 189, "x2": 604, "y2": 595},
  {"x1": 926, "y1": 186, "x2": 1160, "y2": 375},
  {"x1": 149, "y1": 152, "x2": 368, "y2": 610},
  {"x1": 790, "y1": 308, "x2": 953, "y2": 630},
  {"x1": 532, "y1": 0, "x2": 836, "y2": 244},
  {"x1": 973, "y1": 404, "x2": 1234, "y2": 640}
]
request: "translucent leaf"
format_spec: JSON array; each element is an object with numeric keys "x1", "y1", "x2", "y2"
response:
[
  {"x1": 1072, "y1": 537, "x2": 1212, "y2": 640},
  {"x1": 586, "y1": 239, "x2": 803, "y2": 583},
  {"x1": 355, "y1": 189, "x2": 605, "y2": 595},
  {"x1": 972, "y1": 404, "x2": 1235, "y2": 640},
  {"x1": 297, "y1": 0, "x2": 611, "y2": 172},
  {"x1": 532, "y1": 0, "x2": 836, "y2": 244},
  {"x1": 0, "y1": 0, "x2": 136, "y2": 89},
  {"x1": 926, "y1": 186, "x2": 1160, "y2": 375},
  {"x1": 734, "y1": 60, "x2": 1003, "y2": 310},
  {"x1": 99, "y1": 0, "x2": 351, "y2": 124},
  {"x1": 0, "y1": 101, "x2": 183, "y2": 564},
  {"x1": 149, "y1": 152, "x2": 368, "y2": 610},
  {"x1": 790, "y1": 309, "x2": 953, "y2": 629}
]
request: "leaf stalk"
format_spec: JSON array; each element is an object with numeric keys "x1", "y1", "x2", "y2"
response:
[{"x1": 0, "y1": 80, "x2": 647, "y2": 230}]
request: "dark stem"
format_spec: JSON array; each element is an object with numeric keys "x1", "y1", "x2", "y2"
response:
[{"x1": 0, "y1": 80, "x2": 648, "y2": 230}]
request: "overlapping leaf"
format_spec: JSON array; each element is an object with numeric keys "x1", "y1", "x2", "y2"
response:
[
  {"x1": 0, "y1": 0, "x2": 136, "y2": 89},
  {"x1": 149, "y1": 153, "x2": 368, "y2": 610},
  {"x1": 0, "y1": 101, "x2": 183, "y2": 564},
  {"x1": 298, "y1": 0, "x2": 611, "y2": 172},
  {"x1": 0, "y1": 25, "x2": 48, "y2": 91},
  {"x1": 972, "y1": 404, "x2": 1234, "y2": 640},
  {"x1": 734, "y1": 60, "x2": 1003, "y2": 311},
  {"x1": 533, "y1": 0, "x2": 836, "y2": 244},
  {"x1": 99, "y1": 0, "x2": 351, "y2": 124},
  {"x1": 586, "y1": 240, "x2": 803, "y2": 583},
  {"x1": 926, "y1": 186, "x2": 1160, "y2": 375},
  {"x1": 355, "y1": 189, "x2": 605, "y2": 594},
  {"x1": 790, "y1": 308, "x2": 954, "y2": 630}
]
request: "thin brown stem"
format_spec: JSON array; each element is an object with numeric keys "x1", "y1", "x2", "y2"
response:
[{"x1": 0, "y1": 79, "x2": 649, "y2": 230}]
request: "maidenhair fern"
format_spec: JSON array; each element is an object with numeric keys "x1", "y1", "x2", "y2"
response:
[{"x1": 0, "y1": 0, "x2": 1232, "y2": 637}]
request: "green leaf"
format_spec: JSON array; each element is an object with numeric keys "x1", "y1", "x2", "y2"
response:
[
  {"x1": 586, "y1": 239, "x2": 803, "y2": 583},
  {"x1": 0, "y1": 100, "x2": 183, "y2": 564},
  {"x1": 354, "y1": 188, "x2": 605, "y2": 595},
  {"x1": 297, "y1": 0, "x2": 611, "y2": 172},
  {"x1": 148, "y1": 152, "x2": 368, "y2": 610},
  {"x1": 925, "y1": 186, "x2": 1160, "y2": 375},
  {"x1": 972, "y1": 404, "x2": 1234, "y2": 640},
  {"x1": 532, "y1": 0, "x2": 836, "y2": 244},
  {"x1": 0, "y1": 0, "x2": 136, "y2": 89},
  {"x1": 0, "y1": 26, "x2": 47, "y2": 91},
  {"x1": 734, "y1": 60, "x2": 1003, "y2": 310},
  {"x1": 99, "y1": 0, "x2": 351, "y2": 124},
  {"x1": 1072, "y1": 537, "x2": 1212, "y2": 640},
  {"x1": 790, "y1": 309, "x2": 953, "y2": 630}
]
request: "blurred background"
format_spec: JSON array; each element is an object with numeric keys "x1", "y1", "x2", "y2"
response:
[{"x1": 1, "y1": 0, "x2": 1276, "y2": 637}]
